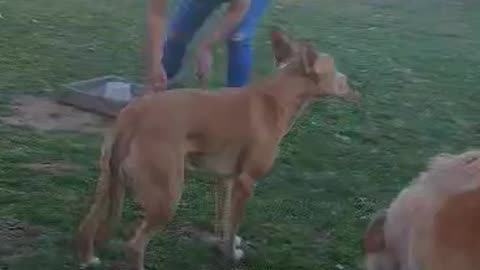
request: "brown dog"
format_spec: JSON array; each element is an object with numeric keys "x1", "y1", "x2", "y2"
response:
[
  {"x1": 364, "y1": 150, "x2": 480, "y2": 270},
  {"x1": 76, "y1": 30, "x2": 358, "y2": 269}
]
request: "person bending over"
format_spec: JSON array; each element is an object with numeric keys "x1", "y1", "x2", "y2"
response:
[{"x1": 162, "y1": 0, "x2": 271, "y2": 88}]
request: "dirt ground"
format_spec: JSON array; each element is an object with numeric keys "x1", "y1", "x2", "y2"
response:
[
  {"x1": 0, "y1": 219, "x2": 46, "y2": 267},
  {"x1": 18, "y1": 162, "x2": 83, "y2": 176},
  {"x1": 0, "y1": 95, "x2": 111, "y2": 133}
]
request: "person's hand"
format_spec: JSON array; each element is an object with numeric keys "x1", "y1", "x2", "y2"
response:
[
  {"x1": 194, "y1": 44, "x2": 213, "y2": 88},
  {"x1": 145, "y1": 65, "x2": 167, "y2": 93}
]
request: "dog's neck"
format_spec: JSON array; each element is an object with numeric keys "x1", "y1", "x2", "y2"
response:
[{"x1": 255, "y1": 71, "x2": 316, "y2": 137}]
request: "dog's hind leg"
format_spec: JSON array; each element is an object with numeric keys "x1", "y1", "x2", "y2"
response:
[
  {"x1": 77, "y1": 169, "x2": 124, "y2": 268},
  {"x1": 125, "y1": 146, "x2": 184, "y2": 270},
  {"x1": 76, "y1": 177, "x2": 109, "y2": 268}
]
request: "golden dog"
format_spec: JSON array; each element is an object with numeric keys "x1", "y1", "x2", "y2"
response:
[
  {"x1": 364, "y1": 150, "x2": 480, "y2": 270},
  {"x1": 76, "y1": 30, "x2": 358, "y2": 269}
]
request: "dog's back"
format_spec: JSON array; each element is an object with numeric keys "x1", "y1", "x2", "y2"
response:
[
  {"x1": 364, "y1": 151, "x2": 480, "y2": 270},
  {"x1": 125, "y1": 86, "x2": 270, "y2": 143}
]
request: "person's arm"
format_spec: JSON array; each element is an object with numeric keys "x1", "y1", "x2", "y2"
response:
[
  {"x1": 195, "y1": 0, "x2": 251, "y2": 85},
  {"x1": 145, "y1": 0, "x2": 167, "y2": 92},
  {"x1": 199, "y1": 0, "x2": 251, "y2": 48}
]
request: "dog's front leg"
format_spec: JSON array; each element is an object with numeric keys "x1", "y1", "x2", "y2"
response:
[
  {"x1": 214, "y1": 179, "x2": 243, "y2": 239},
  {"x1": 219, "y1": 178, "x2": 235, "y2": 254},
  {"x1": 216, "y1": 174, "x2": 255, "y2": 262},
  {"x1": 213, "y1": 178, "x2": 242, "y2": 261},
  {"x1": 214, "y1": 177, "x2": 226, "y2": 238}
]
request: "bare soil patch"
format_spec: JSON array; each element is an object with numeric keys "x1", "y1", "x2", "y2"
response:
[
  {"x1": 19, "y1": 162, "x2": 83, "y2": 176},
  {"x1": 0, "y1": 95, "x2": 111, "y2": 133},
  {"x1": 0, "y1": 218, "x2": 46, "y2": 265}
]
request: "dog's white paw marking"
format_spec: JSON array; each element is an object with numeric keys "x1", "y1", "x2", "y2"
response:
[
  {"x1": 234, "y1": 235, "x2": 242, "y2": 248},
  {"x1": 233, "y1": 248, "x2": 245, "y2": 261},
  {"x1": 80, "y1": 256, "x2": 101, "y2": 269}
]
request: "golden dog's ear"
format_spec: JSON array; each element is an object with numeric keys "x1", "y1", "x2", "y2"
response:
[
  {"x1": 301, "y1": 44, "x2": 335, "y2": 77},
  {"x1": 270, "y1": 29, "x2": 295, "y2": 67}
]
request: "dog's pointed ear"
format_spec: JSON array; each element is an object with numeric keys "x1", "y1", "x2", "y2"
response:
[
  {"x1": 301, "y1": 44, "x2": 335, "y2": 78},
  {"x1": 270, "y1": 29, "x2": 294, "y2": 67}
]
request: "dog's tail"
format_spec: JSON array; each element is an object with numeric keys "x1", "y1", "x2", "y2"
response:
[{"x1": 76, "y1": 129, "x2": 128, "y2": 262}]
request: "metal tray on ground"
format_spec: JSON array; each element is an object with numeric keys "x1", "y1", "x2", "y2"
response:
[{"x1": 57, "y1": 75, "x2": 144, "y2": 117}]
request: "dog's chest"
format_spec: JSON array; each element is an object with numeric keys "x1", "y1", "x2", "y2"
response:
[{"x1": 186, "y1": 149, "x2": 241, "y2": 177}]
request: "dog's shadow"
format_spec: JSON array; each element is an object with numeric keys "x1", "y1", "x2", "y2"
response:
[
  {"x1": 105, "y1": 223, "x2": 256, "y2": 270},
  {"x1": 174, "y1": 224, "x2": 257, "y2": 268}
]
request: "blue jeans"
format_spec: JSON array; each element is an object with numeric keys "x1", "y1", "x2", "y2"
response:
[{"x1": 162, "y1": 0, "x2": 271, "y2": 87}]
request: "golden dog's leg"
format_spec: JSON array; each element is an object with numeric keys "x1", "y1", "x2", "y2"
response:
[
  {"x1": 230, "y1": 174, "x2": 255, "y2": 231},
  {"x1": 216, "y1": 177, "x2": 251, "y2": 261},
  {"x1": 214, "y1": 178, "x2": 225, "y2": 238},
  {"x1": 222, "y1": 179, "x2": 233, "y2": 240},
  {"x1": 76, "y1": 172, "x2": 112, "y2": 268},
  {"x1": 125, "y1": 146, "x2": 184, "y2": 270},
  {"x1": 77, "y1": 199, "x2": 106, "y2": 268},
  {"x1": 228, "y1": 173, "x2": 256, "y2": 261},
  {"x1": 126, "y1": 184, "x2": 180, "y2": 270},
  {"x1": 220, "y1": 178, "x2": 236, "y2": 259},
  {"x1": 126, "y1": 220, "x2": 158, "y2": 270}
]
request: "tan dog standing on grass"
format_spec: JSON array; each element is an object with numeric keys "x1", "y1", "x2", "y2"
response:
[
  {"x1": 364, "y1": 150, "x2": 480, "y2": 270},
  {"x1": 76, "y1": 30, "x2": 358, "y2": 270}
]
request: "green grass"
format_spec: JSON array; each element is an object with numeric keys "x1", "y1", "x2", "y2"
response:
[{"x1": 1, "y1": 0, "x2": 480, "y2": 269}]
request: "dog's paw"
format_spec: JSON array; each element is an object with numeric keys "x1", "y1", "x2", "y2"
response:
[
  {"x1": 233, "y1": 248, "x2": 245, "y2": 262},
  {"x1": 79, "y1": 256, "x2": 101, "y2": 269},
  {"x1": 234, "y1": 235, "x2": 243, "y2": 248}
]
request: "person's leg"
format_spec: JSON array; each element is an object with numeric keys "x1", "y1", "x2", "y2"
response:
[
  {"x1": 162, "y1": 0, "x2": 220, "y2": 80},
  {"x1": 226, "y1": 0, "x2": 271, "y2": 87}
]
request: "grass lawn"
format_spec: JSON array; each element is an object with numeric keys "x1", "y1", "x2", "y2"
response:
[{"x1": 1, "y1": 0, "x2": 480, "y2": 269}]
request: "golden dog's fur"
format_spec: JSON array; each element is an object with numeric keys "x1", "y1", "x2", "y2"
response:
[
  {"x1": 75, "y1": 31, "x2": 358, "y2": 269},
  {"x1": 364, "y1": 150, "x2": 480, "y2": 270}
]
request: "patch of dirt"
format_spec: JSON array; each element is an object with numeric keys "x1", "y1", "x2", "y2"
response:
[
  {"x1": 169, "y1": 224, "x2": 219, "y2": 246},
  {"x1": 0, "y1": 218, "x2": 45, "y2": 264},
  {"x1": 0, "y1": 95, "x2": 111, "y2": 133},
  {"x1": 313, "y1": 227, "x2": 334, "y2": 245},
  {"x1": 19, "y1": 162, "x2": 83, "y2": 176}
]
